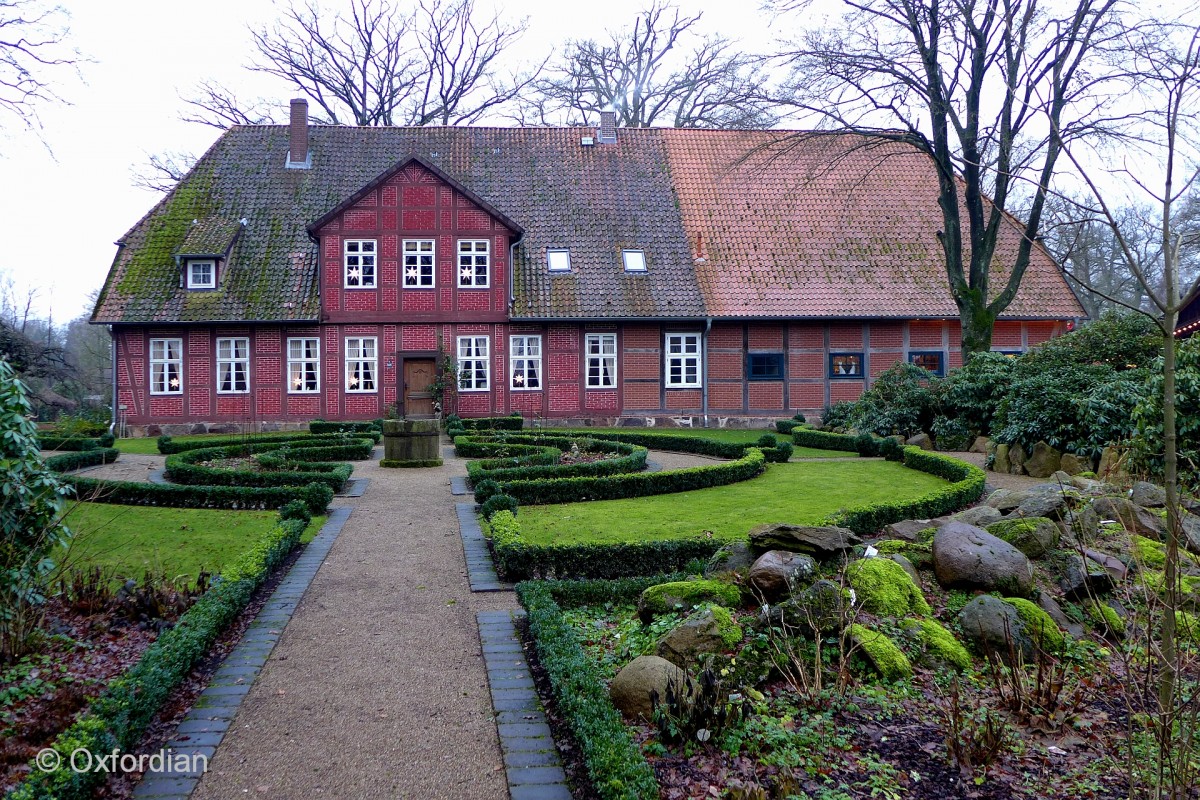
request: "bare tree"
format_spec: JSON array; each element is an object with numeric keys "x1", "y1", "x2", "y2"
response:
[
  {"x1": 528, "y1": 2, "x2": 776, "y2": 129},
  {"x1": 183, "y1": 0, "x2": 536, "y2": 128},
  {"x1": 129, "y1": 150, "x2": 197, "y2": 194},
  {"x1": 0, "y1": 0, "x2": 81, "y2": 133},
  {"x1": 775, "y1": 0, "x2": 1125, "y2": 355},
  {"x1": 1057, "y1": 19, "x2": 1200, "y2": 797}
]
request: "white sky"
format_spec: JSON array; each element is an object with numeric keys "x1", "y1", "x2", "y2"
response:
[{"x1": 0, "y1": 0, "x2": 793, "y2": 323}]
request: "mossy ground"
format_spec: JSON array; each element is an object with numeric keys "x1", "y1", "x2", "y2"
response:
[
  {"x1": 639, "y1": 580, "x2": 741, "y2": 619},
  {"x1": 845, "y1": 557, "x2": 931, "y2": 616}
]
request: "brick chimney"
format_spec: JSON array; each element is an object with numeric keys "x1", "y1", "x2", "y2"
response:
[
  {"x1": 598, "y1": 108, "x2": 617, "y2": 144},
  {"x1": 286, "y1": 98, "x2": 311, "y2": 169}
]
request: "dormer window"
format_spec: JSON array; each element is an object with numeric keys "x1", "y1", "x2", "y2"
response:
[
  {"x1": 187, "y1": 260, "x2": 216, "y2": 289},
  {"x1": 547, "y1": 248, "x2": 571, "y2": 272},
  {"x1": 622, "y1": 249, "x2": 646, "y2": 272}
]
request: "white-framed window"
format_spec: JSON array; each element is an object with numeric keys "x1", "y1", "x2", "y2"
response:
[
  {"x1": 403, "y1": 239, "x2": 436, "y2": 287},
  {"x1": 287, "y1": 337, "x2": 320, "y2": 393},
  {"x1": 457, "y1": 336, "x2": 490, "y2": 391},
  {"x1": 216, "y1": 337, "x2": 250, "y2": 393},
  {"x1": 149, "y1": 338, "x2": 183, "y2": 395},
  {"x1": 345, "y1": 337, "x2": 377, "y2": 392},
  {"x1": 547, "y1": 248, "x2": 571, "y2": 272},
  {"x1": 665, "y1": 333, "x2": 702, "y2": 388},
  {"x1": 585, "y1": 333, "x2": 617, "y2": 388},
  {"x1": 622, "y1": 250, "x2": 647, "y2": 272},
  {"x1": 187, "y1": 260, "x2": 216, "y2": 289},
  {"x1": 458, "y1": 240, "x2": 490, "y2": 288},
  {"x1": 344, "y1": 240, "x2": 377, "y2": 288},
  {"x1": 509, "y1": 335, "x2": 541, "y2": 390}
]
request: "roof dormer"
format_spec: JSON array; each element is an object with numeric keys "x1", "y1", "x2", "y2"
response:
[{"x1": 175, "y1": 217, "x2": 244, "y2": 290}]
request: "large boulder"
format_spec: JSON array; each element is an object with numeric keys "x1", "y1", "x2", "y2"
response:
[
  {"x1": 1183, "y1": 513, "x2": 1200, "y2": 556},
  {"x1": 610, "y1": 655, "x2": 690, "y2": 720},
  {"x1": 1024, "y1": 441, "x2": 1062, "y2": 479},
  {"x1": 1058, "y1": 554, "x2": 1114, "y2": 601},
  {"x1": 957, "y1": 595, "x2": 1035, "y2": 662},
  {"x1": 1057, "y1": 503, "x2": 1101, "y2": 541},
  {"x1": 1092, "y1": 496, "x2": 1166, "y2": 540},
  {"x1": 655, "y1": 607, "x2": 742, "y2": 667},
  {"x1": 992, "y1": 443, "x2": 1011, "y2": 473},
  {"x1": 763, "y1": 579, "x2": 847, "y2": 634},
  {"x1": 952, "y1": 505, "x2": 1003, "y2": 528},
  {"x1": 1060, "y1": 453, "x2": 1091, "y2": 476},
  {"x1": 1014, "y1": 489, "x2": 1069, "y2": 521},
  {"x1": 748, "y1": 550, "x2": 816, "y2": 601},
  {"x1": 748, "y1": 523, "x2": 862, "y2": 560},
  {"x1": 638, "y1": 580, "x2": 741, "y2": 624},
  {"x1": 882, "y1": 519, "x2": 943, "y2": 541},
  {"x1": 846, "y1": 624, "x2": 913, "y2": 681},
  {"x1": 969, "y1": 436, "x2": 991, "y2": 454},
  {"x1": 704, "y1": 540, "x2": 757, "y2": 581},
  {"x1": 1098, "y1": 446, "x2": 1130, "y2": 482},
  {"x1": 985, "y1": 488, "x2": 1029, "y2": 513},
  {"x1": 1130, "y1": 481, "x2": 1167, "y2": 508},
  {"x1": 1036, "y1": 590, "x2": 1086, "y2": 638},
  {"x1": 1008, "y1": 443, "x2": 1027, "y2": 475},
  {"x1": 932, "y1": 521, "x2": 1035, "y2": 596},
  {"x1": 845, "y1": 557, "x2": 931, "y2": 616},
  {"x1": 986, "y1": 517, "x2": 1060, "y2": 559},
  {"x1": 906, "y1": 433, "x2": 934, "y2": 451}
]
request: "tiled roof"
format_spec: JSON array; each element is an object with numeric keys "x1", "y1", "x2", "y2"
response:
[
  {"x1": 93, "y1": 125, "x2": 1082, "y2": 324},
  {"x1": 661, "y1": 129, "x2": 1083, "y2": 319},
  {"x1": 174, "y1": 217, "x2": 243, "y2": 258}
]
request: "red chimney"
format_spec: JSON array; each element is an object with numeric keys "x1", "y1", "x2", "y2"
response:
[
  {"x1": 598, "y1": 109, "x2": 617, "y2": 144},
  {"x1": 287, "y1": 98, "x2": 310, "y2": 169}
]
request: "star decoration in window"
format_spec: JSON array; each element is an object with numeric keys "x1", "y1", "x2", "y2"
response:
[
  {"x1": 347, "y1": 266, "x2": 362, "y2": 282},
  {"x1": 169, "y1": 377, "x2": 180, "y2": 389},
  {"x1": 294, "y1": 377, "x2": 304, "y2": 388},
  {"x1": 513, "y1": 373, "x2": 524, "y2": 386},
  {"x1": 460, "y1": 266, "x2": 474, "y2": 282},
  {"x1": 405, "y1": 266, "x2": 419, "y2": 281},
  {"x1": 349, "y1": 376, "x2": 359, "y2": 387}
]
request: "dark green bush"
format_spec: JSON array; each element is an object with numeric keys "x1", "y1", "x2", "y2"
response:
[
  {"x1": 775, "y1": 419, "x2": 803, "y2": 434},
  {"x1": 552, "y1": 429, "x2": 748, "y2": 459},
  {"x1": 992, "y1": 364, "x2": 1113, "y2": 452},
  {"x1": 769, "y1": 440, "x2": 793, "y2": 461},
  {"x1": 9, "y1": 514, "x2": 307, "y2": 800},
  {"x1": 852, "y1": 362, "x2": 941, "y2": 437},
  {"x1": 878, "y1": 436, "x2": 905, "y2": 461},
  {"x1": 793, "y1": 429, "x2": 858, "y2": 453},
  {"x1": 164, "y1": 440, "x2": 361, "y2": 491},
  {"x1": 821, "y1": 401, "x2": 857, "y2": 429},
  {"x1": 279, "y1": 499, "x2": 312, "y2": 524},
  {"x1": 931, "y1": 416, "x2": 972, "y2": 451},
  {"x1": 516, "y1": 582, "x2": 658, "y2": 800},
  {"x1": 941, "y1": 351, "x2": 1015, "y2": 435},
  {"x1": 854, "y1": 432, "x2": 880, "y2": 457},
  {"x1": 473, "y1": 479, "x2": 501, "y2": 504},
  {"x1": 309, "y1": 420, "x2": 381, "y2": 435},
  {"x1": 463, "y1": 436, "x2": 647, "y2": 483},
  {"x1": 460, "y1": 416, "x2": 524, "y2": 431},
  {"x1": 756, "y1": 433, "x2": 777, "y2": 448},
  {"x1": 44, "y1": 448, "x2": 120, "y2": 473},
  {"x1": 36, "y1": 434, "x2": 100, "y2": 451},
  {"x1": 1131, "y1": 337, "x2": 1200, "y2": 480},
  {"x1": 1078, "y1": 370, "x2": 1146, "y2": 459},
  {"x1": 158, "y1": 431, "x2": 379, "y2": 454},
  {"x1": 59, "y1": 477, "x2": 331, "y2": 515},
  {"x1": 481, "y1": 493, "x2": 518, "y2": 520},
  {"x1": 1019, "y1": 311, "x2": 1160, "y2": 374},
  {"x1": 793, "y1": 412, "x2": 806, "y2": 423}
]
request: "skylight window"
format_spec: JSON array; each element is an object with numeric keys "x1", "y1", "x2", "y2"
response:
[
  {"x1": 622, "y1": 249, "x2": 646, "y2": 272},
  {"x1": 547, "y1": 249, "x2": 572, "y2": 272}
]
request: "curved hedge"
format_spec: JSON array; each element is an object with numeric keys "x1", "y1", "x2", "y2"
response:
[
  {"x1": 310, "y1": 419, "x2": 382, "y2": 435},
  {"x1": 165, "y1": 440, "x2": 363, "y2": 491},
  {"x1": 792, "y1": 428, "x2": 860, "y2": 453},
  {"x1": 496, "y1": 447, "x2": 766, "y2": 506},
  {"x1": 460, "y1": 415, "x2": 524, "y2": 431},
  {"x1": 37, "y1": 432, "x2": 115, "y2": 451},
  {"x1": 59, "y1": 476, "x2": 333, "y2": 515},
  {"x1": 461, "y1": 435, "x2": 648, "y2": 483},
  {"x1": 9, "y1": 513, "x2": 308, "y2": 800},
  {"x1": 158, "y1": 430, "x2": 380, "y2": 454},
  {"x1": 45, "y1": 447, "x2": 120, "y2": 473}
]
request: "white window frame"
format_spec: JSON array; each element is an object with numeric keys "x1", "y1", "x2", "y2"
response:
[
  {"x1": 665, "y1": 333, "x2": 702, "y2": 388},
  {"x1": 509, "y1": 335, "x2": 542, "y2": 391},
  {"x1": 345, "y1": 336, "x2": 378, "y2": 393},
  {"x1": 457, "y1": 240, "x2": 490, "y2": 288},
  {"x1": 547, "y1": 248, "x2": 571, "y2": 272},
  {"x1": 585, "y1": 333, "x2": 618, "y2": 388},
  {"x1": 187, "y1": 260, "x2": 216, "y2": 289},
  {"x1": 403, "y1": 239, "x2": 436, "y2": 287},
  {"x1": 457, "y1": 336, "x2": 490, "y2": 392},
  {"x1": 287, "y1": 337, "x2": 321, "y2": 394},
  {"x1": 344, "y1": 240, "x2": 377, "y2": 289},
  {"x1": 216, "y1": 337, "x2": 250, "y2": 394},
  {"x1": 622, "y1": 250, "x2": 647, "y2": 272},
  {"x1": 149, "y1": 338, "x2": 183, "y2": 395}
]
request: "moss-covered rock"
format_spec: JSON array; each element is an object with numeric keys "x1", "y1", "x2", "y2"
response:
[
  {"x1": 707, "y1": 604, "x2": 743, "y2": 647},
  {"x1": 986, "y1": 517, "x2": 1060, "y2": 559},
  {"x1": 655, "y1": 605, "x2": 744, "y2": 666},
  {"x1": 845, "y1": 557, "x2": 931, "y2": 617},
  {"x1": 847, "y1": 623, "x2": 913, "y2": 681},
  {"x1": 904, "y1": 618, "x2": 971, "y2": 671},
  {"x1": 1083, "y1": 599, "x2": 1126, "y2": 638},
  {"x1": 872, "y1": 539, "x2": 933, "y2": 570},
  {"x1": 1003, "y1": 597, "x2": 1066, "y2": 651},
  {"x1": 1132, "y1": 535, "x2": 1168, "y2": 569},
  {"x1": 638, "y1": 580, "x2": 741, "y2": 623},
  {"x1": 1176, "y1": 611, "x2": 1200, "y2": 645}
]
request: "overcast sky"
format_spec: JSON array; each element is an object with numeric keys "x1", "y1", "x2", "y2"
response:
[{"x1": 0, "y1": 0, "x2": 798, "y2": 323}]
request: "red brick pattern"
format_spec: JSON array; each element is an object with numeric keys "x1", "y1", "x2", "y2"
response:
[
  {"x1": 458, "y1": 291, "x2": 489, "y2": 311},
  {"x1": 346, "y1": 291, "x2": 377, "y2": 311},
  {"x1": 829, "y1": 324, "x2": 864, "y2": 348},
  {"x1": 623, "y1": 352, "x2": 659, "y2": 380},
  {"x1": 748, "y1": 324, "x2": 783, "y2": 350},
  {"x1": 789, "y1": 352, "x2": 823, "y2": 379},
  {"x1": 748, "y1": 383, "x2": 784, "y2": 410},
  {"x1": 709, "y1": 324, "x2": 742, "y2": 349},
  {"x1": 992, "y1": 321, "x2": 1022, "y2": 348},
  {"x1": 622, "y1": 325, "x2": 659, "y2": 349},
  {"x1": 549, "y1": 353, "x2": 578, "y2": 381},
  {"x1": 623, "y1": 382, "x2": 660, "y2": 409},
  {"x1": 789, "y1": 324, "x2": 824, "y2": 349},
  {"x1": 790, "y1": 383, "x2": 824, "y2": 409},
  {"x1": 665, "y1": 390, "x2": 702, "y2": 410},
  {"x1": 830, "y1": 381, "x2": 864, "y2": 402},
  {"x1": 403, "y1": 291, "x2": 436, "y2": 311},
  {"x1": 216, "y1": 395, "x2": 250, "y2": 415},
  {"x1": 150, "y1": 397, "x2": 184, "y2": 416},
  {"x1": 403, "y1": 186, "x2": 436, "y2": 206},
  {"x1": 909, "y1": 321, "x2": 943, "y2": 348},
  {"x1": 345, "y1": 395, "x2": 379, "y2": 417},
  {"x1": 585, "y1": 391, "x2": 618, "y2": 410},
  {"x1": 708, "y1": 383, "x2": 743, "y2": 410},
  {"x1": 511, "y1": 392, "x2": 544, "y2": 412},
  {"x1": 288, "y1": 396, "x2": 319, "y2": 416},
  {"x1": 708, "y1": 352, "x2": 742, "y2": 380},
  {"x1": 870, "y1": 323, "x2": 903, "y2": 348},
  {"x1": 1027, "y1": 321, "x2": 1057, "y2": 344},
  {"x1": 871, "y1": 353, "x2": 904, "y2": 377},
  {"x1": 189, "y1": 388, "x2": 211, "y2": 417}
]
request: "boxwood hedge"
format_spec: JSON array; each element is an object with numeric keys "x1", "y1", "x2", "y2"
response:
[
  {"x1": 461, "y1": 435, "x2": 648, "y2": 483},
  {"x1": 44, "y1": 447, "x2": 120, "y2": 473},
  {"x1": 309, "y1": 419, "x2": 382, "y2": 435},
  {"x1": 59, "y1": 477, "x2": 332, "y2": 515},
  {"x1": 37, "y1": 432, "x2": 115, "y2": 451},
  {"x1": 8, "y1": 513, "x2": 309, "y2": 800},
  {"x1": 792, "y1": 428, "x2": 860, "y2": 453},
  {"x1": 157, "y1": 430, "x2": 379, "y2": 454},
  {"x1": 164, "y1": 439, "x2": 367, "y2": 491}
]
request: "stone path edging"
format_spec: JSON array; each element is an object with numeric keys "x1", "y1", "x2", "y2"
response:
[
  {"x1": 131, "y1": 506, "x2": 353, "y2": 800},
  {"x1": 478, "y1": 610, "x2": 571, "y2": 800},
  {"x1": 458, "y1": 502, "x2": 512, "y2": 592}
]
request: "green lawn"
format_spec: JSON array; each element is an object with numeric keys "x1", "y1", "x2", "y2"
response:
[
  {"x1": 59, "y1": 502, "x2": 326, "y2": 584},
  {"x1": 112, "y1": 433, "x2": 301, "y2": 455},
  {"x1": 563, "y1": 426, "x2": 850, "y2": 459},
  {"x1": 515, "y1": 460, "x2": 947, "y2": 545}
]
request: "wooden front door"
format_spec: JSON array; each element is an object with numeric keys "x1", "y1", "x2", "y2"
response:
[{"x1": 403, "y1": 358, "x2": 436, "y2": 418}]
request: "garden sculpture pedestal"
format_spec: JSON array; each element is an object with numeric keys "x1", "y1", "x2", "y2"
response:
[{"x1": 381, "y1": 419, "x2": 443, "y2": 467}]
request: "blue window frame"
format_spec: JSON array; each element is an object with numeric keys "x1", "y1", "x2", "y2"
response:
[
  {"x1": 908, "y1": 351, "x2": 945, "y2": 376},
  {"x1": 747, "y1": 352, "x2": 785, "y2": 381},
  {"x1": 829, "y1": 352, "x2": 863, "y2": 378}
]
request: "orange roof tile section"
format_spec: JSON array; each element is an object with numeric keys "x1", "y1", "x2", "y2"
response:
[{"x1": 660, "y1": 129, "x2": 1084, "y2": 319}]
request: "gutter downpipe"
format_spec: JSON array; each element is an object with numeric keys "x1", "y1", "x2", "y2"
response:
[
  {"x1": 702, "y1": 317, "x2": 713, "y2": 428},
  {"x1": 109, "y1": 328, "x2": 118, "y2": 436}
]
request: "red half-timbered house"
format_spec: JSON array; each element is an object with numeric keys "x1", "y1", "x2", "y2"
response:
[{"x1": 92, "y1": 101, "x2": 1084, "y2": 434}]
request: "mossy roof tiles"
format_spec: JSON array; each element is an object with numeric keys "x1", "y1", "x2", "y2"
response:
[{"x1": 92, "y1": 125, "x2": 1082, "y2": 324}]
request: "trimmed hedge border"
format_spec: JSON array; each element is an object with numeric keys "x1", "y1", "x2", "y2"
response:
[
  {"x1": 792, "y1": 428, "x2": 860, "y2": 453},
  {"x1": 58, "y1": 477, "x2": 333, "y2": 515},
  {"x1": 157, "y1": 431, "x2": 380, "y2": 454},
  {"x1": 494, "y1": 447, "x2": 767, "y2": 506},
  {"x1": 516, "y1": 580, "x2": 661, "y2": 800},
  {"x1": 8, "y1": 514, "x2": 307, "y2": 800},
  {"x1": 37, "y1": 433, "x2": 115, "y2": 451},
  {"x1": 460, "y1": 415, "x2": 524, "y2": 431},
  {"x1": 164, "y1": 440, "x2": 369, "y2": 491},
  {"x1": 309, "y1": 419, "x2": 382, "y2": 435},
  {"x1": 380, "y1": 458, "x2": 444, "y2": 468},
  {"x1": 460, "y1": 435, "x2": 648, "y2": 483},
  {"x1": 45, "y1": 447, "x2": 120, "y2": 473}
]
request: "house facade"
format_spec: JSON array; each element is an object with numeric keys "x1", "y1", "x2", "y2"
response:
[{"x1": 93, "y1": 101, "x2": 1084, "y2": 435}]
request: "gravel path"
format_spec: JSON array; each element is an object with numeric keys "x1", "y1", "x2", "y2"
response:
[
  {"x1": 191, "y1": 440, "x2": 517, "y2": 800},
  {"x1": 950, "y1": 451, "x2": 1049, "y2": 491},
  {"x1": 61, "y1": 452, "x2": 165, "y2": 482}
]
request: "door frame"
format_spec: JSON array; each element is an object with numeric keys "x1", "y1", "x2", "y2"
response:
[{"x1": 396, "y1": 350, "x2": 441, "y2": 418}]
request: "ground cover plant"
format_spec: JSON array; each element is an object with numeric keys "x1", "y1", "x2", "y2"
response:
[{"x1": 514, "y1": 460, "x2": 948, "y2": 545}]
